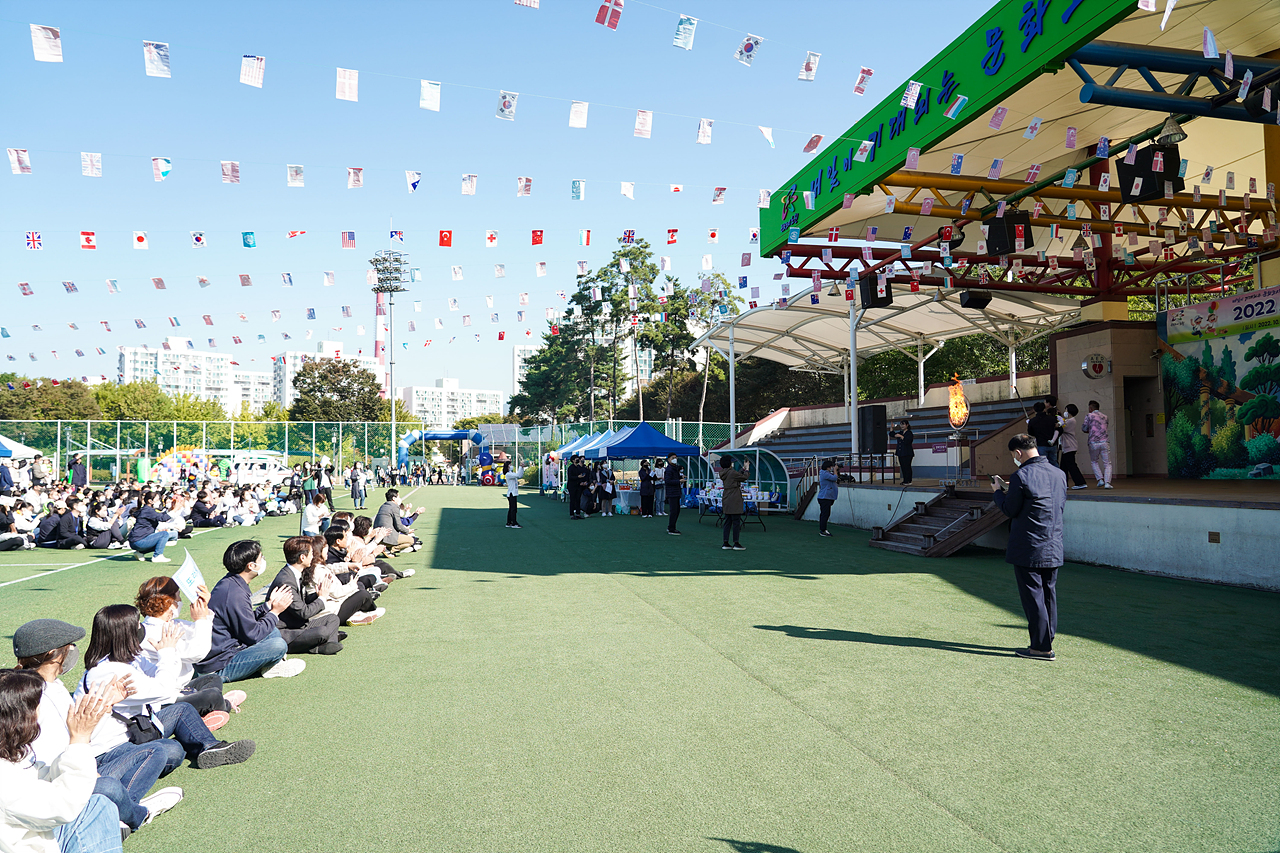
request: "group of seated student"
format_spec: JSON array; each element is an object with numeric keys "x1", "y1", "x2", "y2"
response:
[
  {"x1": 1, "y1": 501, "x2": 420, "y2": 852},
  {"x1": 0, "y1": 477, "x2": 303, "y2": 559}
]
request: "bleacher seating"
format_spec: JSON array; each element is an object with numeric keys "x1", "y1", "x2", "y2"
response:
[{"x1": 750, "y1": 398, "x2": 1031, "y2": 460}]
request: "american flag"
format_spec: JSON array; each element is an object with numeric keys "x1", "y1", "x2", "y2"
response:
[
  {"x1": 25, "y1": 232, "x2": 41, "y2": 250},
  {"x1": 622, "y1": 229, "x2": 635, "y2": 244},
  {"x1": 341, "y1": 231, "x2": 356, "y2": 249}
]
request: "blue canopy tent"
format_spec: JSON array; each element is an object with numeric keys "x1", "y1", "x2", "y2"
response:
[
  {"x1": 556, "y1": 431, "x2": 601, "y2": 456},
  {"x1": 583, "y1": 422, "x2": 700, "y2": 459},
  {"x1": 572, "y1": 429, "x2": 615, "y2": 457}
]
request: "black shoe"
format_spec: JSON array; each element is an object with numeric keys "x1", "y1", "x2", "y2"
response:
[
  {"x1": 309, "y1": 641, "x2": 343, "y2": 655},
  {"x1": 732, "y1": 544, "x2": 746, "y2": 551},
  {"x1": 722, "y1": 544, "x2": 732, "y2": 550},
  {"x1": 195, "y1": 739, "x2": 256, "y2": 768},
  {"x1": 337, "y1": 631, "x2": 348, "y2": 641},
  {"x1": 667, "y1": 530, "x2": 681, "y2": 535},
  {"x1": 1014, "y1": 647, "x2": 1055, "y2": 661}
]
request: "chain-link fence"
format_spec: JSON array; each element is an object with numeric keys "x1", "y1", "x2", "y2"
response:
[{"x1": 0, "y1": 418, "x2": 751, "y2": 482}]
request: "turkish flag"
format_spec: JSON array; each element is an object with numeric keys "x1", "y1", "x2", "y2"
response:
[
  {"x1": 532, "y1": 229, "x2": 544, "y2": 245},
  {"x1": 551, "y1": 325, "x2": 560, "y2": 336},
  {"x1": 498, "y1": 331, "x2": 505, "y2": 341},
  {"x1": 439, "y1": 230, "x2": 452, "y2": 247}
]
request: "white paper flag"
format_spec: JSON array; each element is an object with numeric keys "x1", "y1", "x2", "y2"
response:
[
  {"x1": 287, "y1": 164, "x2": 304, "y2": 187},
  {"x1": 30, "y1": 25, "x2": 62, "y2": 62},
  {"x1": 347, "y1": 167, "x2": 363, "y2": 189},
  {"x1": 494, "y1": 264, "x2": 506, "y2": 278},
  {"x1": 143, "y1": 41, "x2": 171, "y2": 77},
  {"x1": 702, "y1": 254, "x2": 713, "y2": 270},
  {"x1": 759, "y1": 126, "x2": 774, "y2": 148},
  {"x1": 451, "y1": 266, "x2": 464, "y2": 281},
  {"x1": 496, "y1": 90, "x2": 518, "y2": 120},
  {"x1": 221, "y1": 161, "x2": 240, "y2": 184},
  {"x1": 336, "y1": 67, "x2": 359, "y2": 101},
  {"x1": 673, "y1": 14, "x2": 698, "y2": 49},
  {"x1": 697, "y1": 118, "x2": 713, "y2": 144},
  {"x1": 405, "y1": 171, "x2": 421, "y2": 193},
  {"x1": 81, "y1": 152, "x2": 101, "y2": 177},
  {"x1": 569, "y1": 100, "x2": 589, "y2": 128},
  {"x1": 571, "y1": 179, "x2": 586, "y2": 201},
  {"x1": 621, "y1": 181, "x2": 635, "y2": 199},
  {"x1": 486, "y1": 295, "x2": 494, "y2": 308},
  {"x1": 323, "y1": 271, "x2": 335, "y2": 286},
  {"x1": 516, "y1": 176, "x2": 532, "y2": 196},
  {"x1": 151, "y1": 157, "x2": 171, "y2": 181},
  {"x1": 734, "y1": 34, "x2": 762, "y2": 66},
  {"x1": 634, "y1": 109, "x2": 653, "y2": 138},
  {"x1": 536, "y1": 262, "x2": 547, "y2": 277},
  {"x1": 462, "y1": 173, "x2": 477, "y2": 195},
  {"x1": 420, "y1": 79, "x2": 441, "y2": 111},
  {"x1": 519, "y1": 292, "x2": 529, "y2": 305},
  {"x1": 240, "y1": 55, "x2": 265, "y2": 87},
  {"x1": 758, "y1": 190, "x2": 771, "y2": 208},
  {"x1": 798, "y1": 51, "x2": 820, "y2": 82},
  {"x1": 8, "y1": 149, "x2": 31, "y2": 175}
]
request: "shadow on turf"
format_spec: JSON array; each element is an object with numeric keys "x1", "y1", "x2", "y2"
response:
[
  {"x1": 754, "y1": 624, "x2": 1016, "y2": 657},
  {"x1": 432, "y1": 505, "x2": 1280, "y2": 698},
  {"x1": 709, "y1": 839, "x2": 804, "y2": 853}
]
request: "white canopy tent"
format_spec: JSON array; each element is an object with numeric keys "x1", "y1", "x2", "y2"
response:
[
  {"x1": 691, "y1": 286, "x2": 1083, "y2": 455},
  {"x1": 0, "y1": 435, "x2": 43, "y2": 460}
]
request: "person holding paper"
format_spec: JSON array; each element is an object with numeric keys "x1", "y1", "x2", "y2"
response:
[{"x1": 195, "y1": 541, "x2": 305, "y2": 682}]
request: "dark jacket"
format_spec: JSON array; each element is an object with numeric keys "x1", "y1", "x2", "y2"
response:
[
  {"x1": 890, "y1": 425, "x2": 914, "y2": 459},
  {"x1": 127, "y1": 506, "x2": 171, "y2": 545},
  {"x1": 1026, "y1": 413, "x2": 1059, "y2": 447},
  {"x1": 663, "y1": 462, "x2": 684, "y2": 499},
  {"x1": 266, "y1": 566, "x2": 326, "y2": 631},
  {"x1": 993, "y1": 455, "x2": 1066, "y2": 568},
  {"x1": 70, "y1": 461, "x2": 88, "y2": 488},
  {"x1": 638, "y1": 467, "x2": 655, "y2": 496},
  {"x1": 719, "y1": 467, "x2": 749, "y2": 515},
  {"x1": 191, "y1": 500, "x2": 220, "y2": 527},
  {"x1": 201, "y1": 573, "x2": 279, "y2": 672},
  {"x1": 36, "y1": 512, "x2": 61, "y2": 545},
  {"x1": 56, "y1": 511, "x2": 84, "y2": 544},
  {"x1": 0, "y1": 465, "x2": 13, "y2": 493}
]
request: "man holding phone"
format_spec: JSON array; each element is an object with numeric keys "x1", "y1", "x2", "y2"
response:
[{"x1": 991, "y1": 434, "x2": 1066, "y2": 661}]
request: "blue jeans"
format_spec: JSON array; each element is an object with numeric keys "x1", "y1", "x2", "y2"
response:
[
  {"x1": 53, "y1": 793, "x2": 123, "y2": 853},
  {"x1": 207, "y1": 629, "x2": 288, "y2": 683},
  {"x1": 1037, "y1": 445, "x2": 1059, "y2": 466},
  {"x1": 94, "y1": 739, "x2": 184, "y2": 829},
  {"x1": 129, "y1": 530, "x2": 169, "y2": 558},
  {"x1": 156, "y1": 701, "x2": 219, "y2": 757}
]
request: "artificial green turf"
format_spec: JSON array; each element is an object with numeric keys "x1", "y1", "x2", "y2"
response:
[{"x1": 1, "y1": 486, "x2": 1277, "y2": 853}]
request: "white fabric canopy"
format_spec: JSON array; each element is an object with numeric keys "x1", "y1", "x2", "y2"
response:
[{"x1": 0, "y1": 435, "x2": 42, "y2": 460}]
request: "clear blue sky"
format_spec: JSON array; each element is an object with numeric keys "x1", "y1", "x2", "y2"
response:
[{"x1": 0, "y1": 0, "x2": 987, "y2": 395}]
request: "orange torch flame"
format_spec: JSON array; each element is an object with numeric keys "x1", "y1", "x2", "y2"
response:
[{"x1": 948, "y1": 373, "x2": 970, "y2": 430}]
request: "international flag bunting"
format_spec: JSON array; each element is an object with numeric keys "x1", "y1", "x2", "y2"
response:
[
  {"x1": 336, "y1": 67, "x2": 359, "y2": 101},
  {"x1": 168, "y1": 317, "x2": 180, "y2": 326},
  {"x1": 516, "y1": 176, "x2": 532, "y2": 196},
  {"x1": 622, "y1": 229, "x2": 635, "y2": 244},
  {"x1": 152, "y1": 277, "x2": 166, "y2": 290},
  {"x1": 341, "y1": 231, "x2": 356, "y2": 249},
  {"x1": 221, "y1": 161, "x2": 240, "y2": 183},
  {"x1": 668, "y1": 229, "x2": 678, "y2": 245},
  {"x1": 734, "y1": 34, "x2": 762, "y2": 66},
  {"x1": 697, "y1": 118, "x2": 713, "y2": 145},
  {"x1": 405, "y1": 171, "x2": 421, "y2": 193},
  {"x1": 571, "y1": 179, "x2": 586, "y2": 200},
  {"x1": 712, "y1": 187, "x2": 726, "y2": 204},
  {"x1": 133, "y1": 231, "x2": 149, "y2": 249},
  {"x1": 579, "y1": 230, "x2": 591, "y2": 246},
  {"x1": 496, "y1": 91, "x2": 519, "y2": 121},
  {"x1": 31, "y1": 25, "x2": 62, "y2": 62},
  {"x1": 634, "y1": 110, "x2": 653, "y2": 138},
  {"x1": 81, "y1": 152, "x2": 102, "y2": 177},
  {"x1": 531, "y1": 230, "x2": 543, "y2": 245},
  {"x1": 286, "y1": 165, "x2": 304, "y2": 187},
  {"x1": 242, "y1": 231, "x2": 255, "y2": 248},
  {"x1": 62, "y1": 281, "x2": 77, "y2": 293},
  {"x1": 595, "y1": 0, "x2": 623, "y2": 30},
  {"x1": 190, "y1": 231, "x2": 206, "y2": 248},
  {"x1": 803, "y1": 135, "x2": 824, "y2": 154},
  {"x1": 494, "y1": 264, "x2": 506, "y2": 277},
  {"x1": 239, "y1": 274, "x2": 253, "y2": 287},
  {"x1": 798, "y1": 51, "x2": 820, "y2": 82},
  {"x1": 536, "y1": 262, "x2": 547, "y2": 277},
  {"x1": 7, "y1": 148, "x2": 31, "y2": 175},
  {"x1": 281, "y1": 272, "x2": 293, "y2": 287},
  {"x1": 79, "y1": 231, "x2": 96, "y2": 250},
  {"x1": 461, "y1": 174, "x2": 477, "y2": 195},
  {"x1": 240, "y1": 55, "x2": 265, "y2": 87},
  {"x1": 943, "y1": 95, "x2": 968, "y2": 120},
  {"x1": 347, "y1": 167, "x2": 363, "y2": 188},
  {"x1": 152, "y1": 157, "x2": 171, "y2": 181},
  {"x1": 420, "y1": 79, "x2": 441, "y2": 111},
  {"x1": 854, "y1": 66, "x2": 873, "y2": 96},
  {"x1": 391, "y1": 230, "x2": 404, "y2": 244}
]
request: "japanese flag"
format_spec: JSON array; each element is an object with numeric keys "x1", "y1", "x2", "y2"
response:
[{"x1": 133, "y1": 231, "x2": 149, "y2": 249}]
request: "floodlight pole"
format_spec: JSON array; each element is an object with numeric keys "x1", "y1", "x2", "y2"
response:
[{"x1": 371, "y1": 250, "x2": 409, "y2": 467}]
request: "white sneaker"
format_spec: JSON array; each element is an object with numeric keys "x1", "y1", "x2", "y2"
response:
[
  {"x1": 150, "y1": 555, "x2": 172, "y2": 563},
  {"x1": 262, "y1": 658, "x2": 306, "y2": 678},
  {"x1": 139, "y1": 787, "x2": 184, "y2": 826},
  {"x1": 1097, "y1": 480, "x2": 1104, "y2": 488},
  {"x1": 73, "y1": 543, "x2": 85, "y2": 550},
  {"x1": 108, "y1": 542, "x2": 122, "y2": 549},
  {"x1": 400, "y1": 569, "x2": 416, "y2": 577},
  {"x1": 1103, "y1": 483, "x2": 1114, "y2": 489}
]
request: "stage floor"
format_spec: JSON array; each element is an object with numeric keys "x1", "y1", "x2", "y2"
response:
[{"x1": 840, "y1": 477, "x2": 1280, "y2": 509}]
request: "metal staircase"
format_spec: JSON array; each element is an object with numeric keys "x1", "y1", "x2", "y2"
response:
[{"x1": 869, "y1": 487, "x2": 1007, "y2": 557}]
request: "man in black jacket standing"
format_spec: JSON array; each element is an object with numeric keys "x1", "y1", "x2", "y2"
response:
[
  {"x1": 565, "y1": 455, "x2": 584, "y2": 520},
  {"x1": 889, "y1": 420, "x2": 915, "y2": 485},
  {"x1": 993, "y1": 433, "x2": 1066, "y2": 661},
  {"x1": 663, "y1": 454, "x2": 686, "y2": 535}
]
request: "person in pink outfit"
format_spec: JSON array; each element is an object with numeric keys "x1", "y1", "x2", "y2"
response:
[{"x1": 1081, "y1": 401, "x2": 1113, "y2": 489}]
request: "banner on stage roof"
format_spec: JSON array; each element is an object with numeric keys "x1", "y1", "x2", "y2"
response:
[
  {"x1": 81, "y1": 152, "x2": 101, "y2": 177},
  {"x1": 798, "y1": 51, "x2": 820, "y2": 82},
  {"x1": 31, "y1": 25, "x2": 62, "y2": 62},
  {"x1": 221, "y1": 161, "x2": 240, "y2": 184},
  {"x1": 734, "y1": 34, "x2": 761, "y2": 66},
  {"x1": 697, "y1": 118, "x2": 713, "y2": 144},
  {"x1": 240, "y1": 55, "x2": 265, "y2": 87},
  {"x1": 496, "y1": 90, "x2": 519, "y2": 120},
  {"x1": 420, "y1": 79, "x2": 441, "y2": 111},
  {"x1": 569, "y1": 100, "x2": 589, "y2": 128},
  {"x1": 634, "y1": 110, "x2": 653, "y2": 138},
  {"x1": 8, "y1": 149, "x2": 31, "y2": 174},
  {"x1": 143, "y1": 41, "x2": 170, "y2": 77},
  {"x1": 336, "y1": 67, "x2": 358, "y2": 101},
  {"x1": 673, "y1": 14, "x2": 697, "y2": 49}
]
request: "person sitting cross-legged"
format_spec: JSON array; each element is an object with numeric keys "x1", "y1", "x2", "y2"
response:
[{"x1": 265, "y1": 537, "x2": 344, "y2": 656}]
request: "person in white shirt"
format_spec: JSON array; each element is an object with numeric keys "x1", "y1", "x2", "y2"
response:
[
  {"x1": 301, "y1": 493, "x2": 330, "y2": 536},
  {"x1": 504, "y1": 461, "x2": 525, "y2": 529},
  {"x1": 12, "y1": 619, "x2": 184, "y2": 839},
  {"x1": 74, "y1": 605, "x2": 256, "y2": 771},
  {"x1": 0, "y1": 668, "x2": 124, "y2": 853},
  {"x1": 135, "y1": 578, "x2": 247, "y2": 726}
]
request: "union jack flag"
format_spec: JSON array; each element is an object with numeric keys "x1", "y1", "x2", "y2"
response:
[
  {"x1": 341, "y1": 231, "x2": 356, "y2": 249},
  {"x1": 25, "y1": 232, "x2": 42, "y2": 250},
  {"x1": 622, "y1": 229, "x2": 635, "y2": 244}
]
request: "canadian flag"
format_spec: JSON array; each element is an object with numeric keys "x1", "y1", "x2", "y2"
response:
[
  {"x1": 667, "y1": 229, "x2": 678, "y2": 245},
  {"x1": 80, "y1": 231, "x2": 96, "y2": 250}
]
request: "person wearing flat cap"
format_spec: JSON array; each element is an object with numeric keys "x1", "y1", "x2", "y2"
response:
[{"x1": 12, "y1": 619, "x2": 185, "y2": 837}]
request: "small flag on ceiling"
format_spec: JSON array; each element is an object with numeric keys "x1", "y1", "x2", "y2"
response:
[
  {"x1": 496, "y1": 90, "x2": 519, "y2": 120},
  {"x1": 341, "y1": 231, "x2": 356, "y2": 249},
  {"x1": 420, "y1": 79, "x2": 441, "y2": 111},
  {"x1": 81, "y1": 152, "x2": 102, "y2": 177},
  {"x1": 240, "y1": 55, "x2": 265, "y2": 87},
  {"x1": 336, "y1": 67, "x2": 359, "y2": 101},
  {"x1": 734, "y1": 34, "x2": 762, "y2": 66}
]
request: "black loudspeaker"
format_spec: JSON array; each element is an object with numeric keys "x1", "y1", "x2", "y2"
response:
[
  {"x1": 859, "y1": 272, "x2": 893, "y2": 309},
  {"x1": 858, "y1": 405, "x2": 888, "y2": 455},
  {"x1": 986, "y1": 211, "x2": 1033, "y2": 256},
  {"x1": 1115, "y1": 143, "x2": 1183, "y2": 204},
  {"x1": 960, "y1": 290, "x2": 993, "y2": 310}
]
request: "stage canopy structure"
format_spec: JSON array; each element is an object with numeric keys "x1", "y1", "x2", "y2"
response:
[
  {"x1": 582, "y1": 422, "x2": 701, "y2": 459},
  {"x1": 703, "y1": 0, "x2": 1280, "y2": 458}
]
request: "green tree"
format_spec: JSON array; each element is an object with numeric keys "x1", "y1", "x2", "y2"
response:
[
  {"x1": 94, "y1": 380, "x2": 174, "y2": 421},
  {"x1": 0, "y1": 376, "x2": 101, "y2": 420},
  {"x1": 509, "y1": 322, "x2": 594, "y2": 423},
  {"x1": 287, "y1": 360, "x2": 385, "y2": 422},
  {"x1": 380, "y1": 398, "x2": 416, "y2": 425},
  {"x1": 170, "y1": 392, "x2": 226, "y2": 421},
  {"x1": 453, "y1": 414, "x2": 505, "y2": 431},
  {"x1": 258, "y1": 401, "x2": 288, "y2": 421}
]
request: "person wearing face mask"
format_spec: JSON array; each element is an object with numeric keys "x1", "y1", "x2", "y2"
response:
[
  {"x1": 13, "y1": 619, "x2": 186, "y2": 837},
  {"x1": 663, "y1": 454, "x2": 686, "y2": 535},
  {"x1": 194, "y1": 540, "x2": 305, "y2": 682},
  {"x1": 991, "y1": 434, "x2": 1066, "y2": 661},
  {"x1": 637, "y1": 459, "x2": 655, "y2": 518}
]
